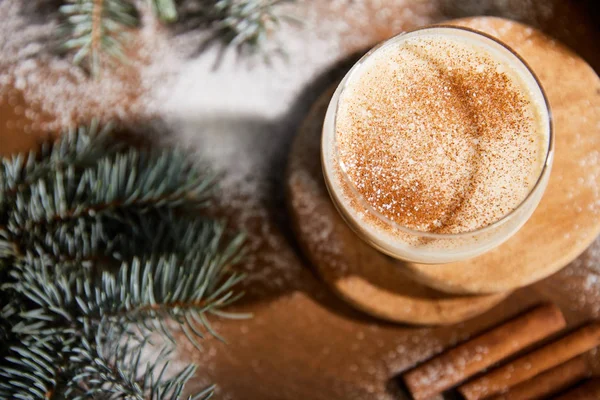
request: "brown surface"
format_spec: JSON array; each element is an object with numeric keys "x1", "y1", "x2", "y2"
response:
[
  {"x1": 402, "y1": 17, "x2": 600, "y2": 294},
  {"x1": 0, "y1": 84, "x2": 53, "y2": 156},
  {"x1": 2, "y1": 3, "x2": 600, "y2": 400},
  {"x1": 459, "y1": 322, "x2": 600, "y2": 399},
  {"x1": 490, "y1": 354, "x2": 592, "y2": 400},
  {"x1": 554, "y1": 379, "x2": 600, "y2": 400},
  {"x1": 287, "y1": 82, "x2": 507, "y2": 325},
  {"x1": 403, "y1": 304, "x2": 566, "y2": 400}
]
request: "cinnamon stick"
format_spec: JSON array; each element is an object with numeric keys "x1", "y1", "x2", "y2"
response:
[
  {"x1": 489, "y1": 355, "x2": 591, "y2": 400},
  {"x1": 402, "y1": 304, "x2": 565, "y2": 400},
  {"x1": 458, "y1": 322, "x2": 600, "y2": 400},
  {"x1": 554, "y1": 379, "x2": 600, "y2": 400}
]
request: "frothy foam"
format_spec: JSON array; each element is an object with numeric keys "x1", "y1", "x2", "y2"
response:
[{"x1": 333, "y1": 29, "x2": 549, "y2": 234}]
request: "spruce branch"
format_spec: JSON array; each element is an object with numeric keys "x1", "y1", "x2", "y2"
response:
[
  {"x1": 0, "y1": 322, "x2": 213, "y2": 400},
  {"x1": 14, "y1": 216, "x2": 123, "y2": 264},
  {"x1": 12, "y1": 210, "x2": 240, "y2": 269},
  {"x1": 0, "y1": 122, "x2": 247, "y2": 399},
  {"x1": 5, "y1": 229, "x2": 246, "y2": 344},
  {"x1": 59, "y1": 0, "x2": 140, "y2": 76},
  {"x1": 0, "y1": 121, "x2": 117, "y2": 218},
  {"x1": 64, "y1": 324, "x2": 213, "y2": 400},
  {"x1": 7, "y1": 147, "x2": 216, "y2": 234},
  {"x1": 57, "y1": 0, "x2": 295, "y2": 76},
  {"x1": 2, "y1": 230, "x2": 244, "y2": 398}
]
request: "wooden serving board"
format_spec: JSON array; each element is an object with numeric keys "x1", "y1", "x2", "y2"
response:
[
  {"x1": 285, "y1": 16, "x2": 600, "y2": 325},
  {"x1": 2, "y1": 2, "x2": 600, "y2": 399}
]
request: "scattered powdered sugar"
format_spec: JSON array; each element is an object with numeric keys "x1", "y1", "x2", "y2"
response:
[
  {"x1": 579, "y1": 150, "x2": 600, "y2": 215},
  {"x1": 0, "y1": 0, "x2": 180, "y2": 132},
  {"x1": 546, "y1": 237, "x2": 600, "y2": 317}
]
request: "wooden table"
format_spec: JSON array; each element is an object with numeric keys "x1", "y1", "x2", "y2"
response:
[{"x1": 1, "y1": 1, "x2": 599, "y2": 399}]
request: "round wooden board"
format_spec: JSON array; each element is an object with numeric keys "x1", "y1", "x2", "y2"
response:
[
  {"x1": 287, "y1": 16, "x2": 600, "y2": 322},
  {"x1": 287, "y1": 85, "x2": 508, "y2": 325},
  {"x1": 402, "y1": 17, "x2": 600, "y2": 294}
]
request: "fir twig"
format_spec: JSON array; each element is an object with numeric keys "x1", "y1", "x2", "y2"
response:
[
  {"x1": 7, "y1": 147, "x2": 216, "y2": 233},
  {"x1": 59, "y1": 0, "x2": 140, "y2": 76},
  {"x1": 65, "y1": 324, "x2": 213, "y2": 400},
  {"x1": 0, "y1": 322, "x2": 214, "y2": 399},
  {"x1": 57, "y1": 0, "x2": 295, "y2": 76},
  {"x1": 0, "y1": 122, "x2": 247, "y2": 399},
  {"x1": 0, "y1": 121, "x2": 118, "y2": 217}
]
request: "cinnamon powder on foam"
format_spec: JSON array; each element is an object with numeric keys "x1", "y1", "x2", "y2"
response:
[{"x1": 335, "y1": 35, "x2": 547, "y2": 234}]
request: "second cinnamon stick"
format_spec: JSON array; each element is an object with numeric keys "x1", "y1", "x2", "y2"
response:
[
  {"x1": 402, "y1": 304, "x2": 565, "y2": 400},
  {"x1": 489, "y1": 355, "x2": 591, "y2": 400}
]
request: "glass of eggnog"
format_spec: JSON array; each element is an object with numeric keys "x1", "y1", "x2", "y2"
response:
[{"x1": 321, "y1": 26, "x2": 553, "y2": 264}]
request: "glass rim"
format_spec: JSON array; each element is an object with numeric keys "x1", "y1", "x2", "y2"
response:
[{"x1": 330, "y1": 24, "x2": 554, "y2": 240}]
